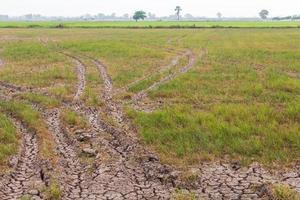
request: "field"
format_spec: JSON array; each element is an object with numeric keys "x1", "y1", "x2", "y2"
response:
[
  {"x1": 0, "y1": 20, "x2": 300, "y2": 28},
  {"x1": 0, "y1": 28, "x2": 299, "y2": 199}
]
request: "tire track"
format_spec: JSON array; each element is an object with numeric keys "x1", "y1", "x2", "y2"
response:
[
  {"x1": 39, "y1": 52, "x2": 300, "y2": 199},
  {"x1": 89, "y1": 58, "x2": 125, "y2": 124},
  {"x1": 114, "y1": 49, "x2": 185, "y2": 95},
  {"x1": 73, "y1": 59, "x2": 86, "y2": 102},
  {"x1": 0, "y1": 116, "x2": 45, "y2": 200},
  {"x1": 71, "y1": 102, "x2": 174, "y2": 199},
  {"x1": 0, "y1": 81, "x2": 28, "y2": 93},
  {"x1": 132, "y1": 49, "x2": 197, "y2": 111},
  {"x1": 67, "y1": 54, "x2": 176, "y2": 198},
  {"x1": 58, "y1": 52, "x2": 86, "y2": 102},
  {"x1": 1, "y1": 46, "x2": 300, "y2": 199},
  {"x1": 44, "y1": 108, "x2": 91, "y2": 199},
  {"x1": 0, "y1": 47, "x2": 91, "y2": 199}
]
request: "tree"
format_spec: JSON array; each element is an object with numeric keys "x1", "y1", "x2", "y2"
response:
[
  {"x1": 133, "y1": 11, "x2": 147, "y2": 22},
  {"x1": 259, "y1": 10, "x2": 269, "y2": 20},
  {"x1": 175, "y1": 6, "x2": 182, "y2": 21},
  {"x1": 217, "y1": 12, "x2": 222, "y2": 19}
]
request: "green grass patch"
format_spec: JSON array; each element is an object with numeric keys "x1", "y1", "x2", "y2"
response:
[
  {"x1": 128, "y1": 103, "x2": 300, "y2": 165},
  {"x1": 20, "y1": 93, "x2": 60, "y2": 108},
  {"x1": 0, "y1": 113, "x2": 18, "y2": 172},
  {"x1": 44, "y1": 180, "x2": 61, "y2": 200},
  {"x1": 61, "y1": 109, "x2": 88, "y2": 130},
  {"x1": 0, "y1": 100, "x2": 55, "y2": 162}
]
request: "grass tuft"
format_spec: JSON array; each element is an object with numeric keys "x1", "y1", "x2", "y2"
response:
[
  {"x1": 270, "y1": 184, "x2": 300, "y2": 200},
  {"x1": 0, "y1": 113, "x2": 18, "y2": 172}
]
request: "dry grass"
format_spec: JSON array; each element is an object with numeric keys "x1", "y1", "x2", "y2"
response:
[{"x1": 270, "y1": 184, "x2": 300, "y2": 200}]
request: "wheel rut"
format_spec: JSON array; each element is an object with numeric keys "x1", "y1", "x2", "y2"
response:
[
  {"x1": 67, "y1": 54, "x2": 176, "y2": 198},
  {"x1": 71, "y1": 102, "x2": 174, "y2": 199},
  {"x1": 44, "y1": 108, "x2": 91, "y2": 199},
  {"x1": 58, "y1": 52, "x2": 86, "y2": 102},
  {"x1": 115, "y1": 49, "x2": 185, "y2": 95},
  {"x1": 89, "y1": 58, "x2": 124, "y2": 124},
  {"x1": 1, "y1": 46, "x2": 300, "y2": 199},
  {"x1": 0, "y1": 81, "x2": 28, "y2": 93},
  {"x1": 132, "y1": 49, "x2": 197, "y2": 111},
  {"x1": 0, "y1": 116, "x2": 45, "y2": 200}
]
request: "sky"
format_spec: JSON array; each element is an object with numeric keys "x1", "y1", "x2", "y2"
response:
[{"x1": 0, "y1": 0, "x2": 299, "y2": 18}]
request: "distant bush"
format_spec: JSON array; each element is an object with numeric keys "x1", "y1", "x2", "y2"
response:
[
  {"x1": 27, "y1": 24, "x2": 42, "y2": 28},
  {"x1": 55, "y1": 23, "x2": 65, "y2": 28}
]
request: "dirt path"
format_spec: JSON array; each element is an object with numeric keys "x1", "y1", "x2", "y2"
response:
[{"x1": 0, "y1": 117, "x2": 45, "y2": 200}]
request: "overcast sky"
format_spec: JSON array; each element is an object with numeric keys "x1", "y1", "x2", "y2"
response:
[{"x1": 1, "y1": 0, "x2": 299, "y2": 17}]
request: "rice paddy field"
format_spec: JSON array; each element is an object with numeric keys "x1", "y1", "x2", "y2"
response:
[
  {"x1": 0, "y1": 28, "x2": 299, "y2": 199},
  {"x1": 0, "y1": 20, "x2": 299, "y2": 28}
]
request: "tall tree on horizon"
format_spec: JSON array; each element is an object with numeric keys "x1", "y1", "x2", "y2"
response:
[
  {"x1": 259, "y1": 9, "x2": 269, "y2": 20},
  {"x1": 133, "y1": 11, "x2": 147, "y2": 22},
  {"x1": 175, "y1": 6, "x2": 182, "y2": 21}
]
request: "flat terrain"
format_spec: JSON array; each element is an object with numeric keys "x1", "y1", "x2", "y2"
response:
[
  {"x1": 0, "y1": 21, "x2": 299, "y2": 28},
  {"x1": 0, "y1": 28, "x2": 299, "y2": 199}
]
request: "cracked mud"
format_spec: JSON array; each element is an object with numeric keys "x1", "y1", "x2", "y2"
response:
[
  {"x1": 0, "y1": 117, "x2": 46, "y2": 200},
  {"x1": 0, "y1": 47, "x2": 299, "y2": 200}
]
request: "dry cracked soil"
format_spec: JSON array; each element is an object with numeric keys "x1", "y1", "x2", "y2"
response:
[{"x1": 0, "y1": 45, "x2": 299, "y2": 200}]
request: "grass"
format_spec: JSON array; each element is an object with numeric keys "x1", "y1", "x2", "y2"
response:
[
  {"x1": 82, "y1": 58, "x2": 103, "y2": 106},
  {"x1": 0, "y1": 100, "x2": 56, "y2": 163},
  {"x1": 172, "y1": 189, "x2": 197, "y2": 200},
  {"x1": 44, "y1": 180, "x2": 61, "y2": 200},
  {"x1": 126, "y1": 29, "x2": 300, "y2": 167},
  {"x1": 61, "y1": 109, "x2": 89, "y2": 130},
  {"x1": 0, "y1": 113, "x2": 19, "y2": 172},
  {"x1": 0, "y1": 28, "x2": 299, "y2": 168},
  {"x1": 59, "y1": 33, "x2": 173, "y2": 87},
  {"x1": 0, "y1": 21, "x2": 299, "y2": 28},
  {"x1": 0, "y1": 38, "x2": 77, "y2": 100},
  {"x1": 128, "y1": 56, "x2": 188, "y2": 93},
  {"x1": 270, "y1": 184, "x2": 300, "y2": 200},
  {"x1": 19, "y1": 93, "x2": 60, "y2": 108}
]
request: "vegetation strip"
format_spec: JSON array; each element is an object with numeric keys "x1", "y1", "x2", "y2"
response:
[{"x1": 0, "y1": 21, "x2": 300, "y2": 29}]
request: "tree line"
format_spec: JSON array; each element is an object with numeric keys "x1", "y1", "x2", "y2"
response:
[{"x1": 0, "y1": 7, "x2": 299, "y2": 22}]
